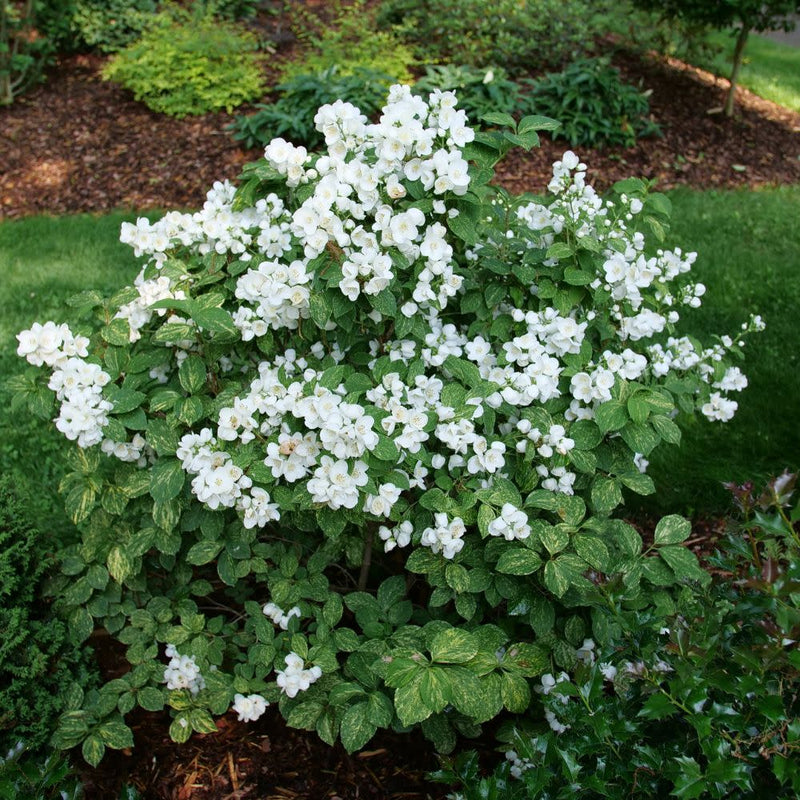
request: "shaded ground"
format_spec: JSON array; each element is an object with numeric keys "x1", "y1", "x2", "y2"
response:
[{"x1": 1, "y1": 47, "x2": 799, "y2": 219}]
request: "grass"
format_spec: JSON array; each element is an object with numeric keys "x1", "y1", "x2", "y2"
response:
[
  {"x1": 638, "y1": 186, "x2": 800, "y2": 514},
  {"x1": 692, "y1": 29, "x2": 800, "y2": 113},
  {"x1": 0, "y1": 190, "x2": 798, "y2": 525},
  {"x1": 0, "y1": 212, "x2": 146, "y2": 535}
]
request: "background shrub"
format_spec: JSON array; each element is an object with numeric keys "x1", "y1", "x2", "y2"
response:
[
  {"x1": 0, "y1": 477, "x2": 94, "y2": 754},
  {"x1": 412, "y1": 64, "x2": 534, "y2": 124},
  {"x1": 528, "y1": 57, "x2": 660, "y2": 148},
  {"x1": 102, "y1": 9, "x2": 265, "y2": 117},
  {"x1": 70, "y1": 0, "x2": 156, "y2": 53},
  {"x1": 0, "y1": 0, "x2": 54, "y2": 105},
  {"x1": 231, "y1": 66, "x2": 395, "y2": 149},
  {"x1": 283, "y1": 0, "x2": 415, "y2": 82},
  {"x1": 376, "y1": 0, "x2": 604, "y2": 73}
]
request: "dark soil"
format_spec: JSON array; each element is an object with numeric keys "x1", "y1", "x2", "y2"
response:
[{"x1": 1, "y1": 46, "x2": 799, "y2": 219}]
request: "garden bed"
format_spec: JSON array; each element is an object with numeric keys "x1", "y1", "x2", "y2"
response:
[{"x1": 1, "y1": 46, "x2": 799, "y2": 219}]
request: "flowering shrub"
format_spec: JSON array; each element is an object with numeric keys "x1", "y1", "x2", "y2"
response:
[
  {"x1": 12, "y1": 86, "x2": 762, "y2": 764},
  {"x1": 433, "y1": 479, "x2": 800, "y2": 798}
]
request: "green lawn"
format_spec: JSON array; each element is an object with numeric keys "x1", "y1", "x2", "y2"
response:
[
  {"x1": 1, "y1": 191, "x2": 798, "y2": 524},
  {"x1": 639, "y1": 186, "x2": 800, "y2": 514},
  {"x1": 694, "y1": 29, "x2": 800, "y2": 113},
  {"x1": 0, "y1": 213, "x2": 146, "y2": 535}
]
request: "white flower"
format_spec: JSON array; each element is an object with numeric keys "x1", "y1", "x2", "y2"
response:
[{"x1": 232, "y1": 693, "x2": 269, "y2": 722}]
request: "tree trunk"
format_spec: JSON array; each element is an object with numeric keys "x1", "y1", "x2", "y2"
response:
[{"x1": 725, "y1": 24, "x2": 750, "y2": 117}]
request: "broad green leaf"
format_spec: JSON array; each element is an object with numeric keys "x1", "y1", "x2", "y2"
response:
[
  {"x1": 501, "y1": 670, "x2": 531, "y2": 713},
  {"x1": 654, "y1": 515, "x2": 691, "y2": 545},
  {"x1": 658, "y1": 546, "x2": 708, "y2": 583},
  {"x1": 287, "y1": 700, "x2": 325, "y2": 729},
  {"x1": 573, "y1": 535, "x2": 610, "y2": 571},
  {"x1": 430, "y1": 629, "x2": 479, "y2": 664},
  {"x1": 340, "y1": 702, "x2": 377, "y2": 752},
  {"x1": 98, "y1": 719, "x2": 134, "y2": 750},
  {"x1": 178, "y1": 356, "x2": 207, "y2": 395},
  {"x1": 149, "y1": 458, "x2": 185, "y2": 503},
  {"x1": 595, "y1": 400, "x2": 627, "y2": 434},
  {"x1": 496, "y1": 548, "x2": 542, "y2": 575},
  {"x1": 107, "y1": 546, "x2": 133, "y2": 583},
  {"x1": 82, "y1": 735, "x2": 105, "y2": 767},
  {"x1": 186, "y1": 539, "x2": 224, "y2": 566},
  {"x1": 591, "y1": 476, "x2": 623, "y2": 514}
]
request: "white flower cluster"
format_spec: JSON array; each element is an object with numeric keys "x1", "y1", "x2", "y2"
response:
[
  {"x1": 487, "y1": 503, "x2": 531, "y2": 541},
  {"x1": 420, "y1": 513, "x2": 466, "y2": 559},
  {"x1": 120, "y1": 181, "x2": 274, "y2": 264},
  {"x1": 263, "y1": 601, "x2": 301, "y2": 630},
  {"x1": 16, "y1": 321, "x2": 89, "y2": 367},
  {"x1": 233, "y1": 258, "x2": 311, "y2": 336},
  {"x1": 275, "y1": 652, "x2": 322, "y2": 698},
  {"x1": 115, "y1": 274, "x2": 186, "y2": 343},
  {"x1": 536, "y1": 672, "x2": 571, "y2": 734},
  {"x1": 177, "y1": 429, "x2": 280, "y2": 525},
  {"x1": 231, "y1": 693, "x2": 269, "y2": 722},
  {"x1": 379, "y1": 520, "x2": 414, "y2": 552},
  {"x1": 101, "y1": 433, "x2": 148, "y2": 465},
  {"x1": 17, "y1": 323, "x2": 114, "y2": 449},
  {"x1": 163, "y1": 644, "x2": 206, "y2": 696},
  {"x1": 505, "y1": 749, "x2": 535, "y2": 779}
]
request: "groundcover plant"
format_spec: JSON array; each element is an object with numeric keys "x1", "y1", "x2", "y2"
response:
[{"x1": 12, "y1": 87, "x2": 762, "y2": 764}]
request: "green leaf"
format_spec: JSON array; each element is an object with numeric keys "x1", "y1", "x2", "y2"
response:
[
  {"x1": 595, "y1": 400, "x2": 627, "y2": 433},
  {"x1": 178, "y1": 356, "x2": 208, "y2": 394},
  {"x1": 138, "y1": 687, "x2": 164, "y2": 712},
  {"x1": 394, "y1": 675, "x2": 431, "y2": 725},
  {"x1": 368, "y1": 289, "x2": 397, "y2": 317},
  {"x1": 101, "y1": 317, "x2": 131, "y2": 346},
  {"x1": 447, "y1": 211, "x2": 480, "y2": 245},
  {"x1": 64, "y1": 483, "x2": 96, "y2": 525},
  {"x1": 188, "y1": 708, "x2": 218, "y2": 734},
  {"x1": 107, "y1": 546, "x2": 133, "y2": 583},
  {"x1": 591, "y1": 476, "x2": 623, "y2": 514},
  {"x1": 619, "y1": 472, "x2": 655, "y2": 495},
  {"x1": 186, "y1": 539, "x2": 224, "y2": 566},
  {"x1": 82, "y1": 735, "x2": 105, "y2": 767},
  {"x1": 654, "y1": 515, "x2": 691, "y2": 545},
  {"x1": 573, "y1": 535, "x2": 609, "y2": 571},
  {"x1": 169, "y1": 717, "x2": 192, "y2": 743},
  {"x1": 545, "y1": 242, "x2": 574, "y2": 261},
  {"x1": 191, "y1": 306, "x2": 238, "y2": 338},
  {"x1": 544, "y1": 558, "x2": 575, "y2": 598},
  {"x1": 430, "y1": 629, "x2": 479, "y2": 664},
  {"x1": 496, "y1": 548, "x2": 542, "y2": 575},
  {"x1": 98, "y1": 719, "x2": 134, "y2": 750},
  {"x1": 504, "y1": 642, "x2": 548, "y2": 677},
  {"x1": 286, "y1": 700, "x2": 324, "y2": 729},
  {"x1": 105, "y1": 386, "x2": 146, "y2": 415},
  {"x1": 501, "y1": 671, "x2": 530, "y2": 713},
  {"x1": 340, "y1": 702, "x2": 377, "y2": 752},
  {"x1": 444, "y1": 355, "x2": 482, "y2": 388},
  {"x1": 69, "y1": 607, "x2": 94, "y2": 643},
  {"x1": 481, "y1": 111, "x2": 516, "y2": 129},
  {"x1": 652, "y1": 414, "x2": 681, "y2": 445},
  {"x1": 149, "y1": 458, "x2": 185, "y2": 503},
  {"x1": 518, "y1": 114, "x2": 561, "y2": 133},
  {"x1": 658, "y1": 546, "x2": 707, "y2": 583}
]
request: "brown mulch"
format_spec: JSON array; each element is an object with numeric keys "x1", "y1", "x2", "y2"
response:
[
  {"x1": 82, "y1": 708, "x2": 446, "y2": 800},
  {"x1": 2, "y1": 46, "x2": 800, "y2": 219},
  {"x1": 495, "y1": 50, "x2": 800, "y2": 194}
]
